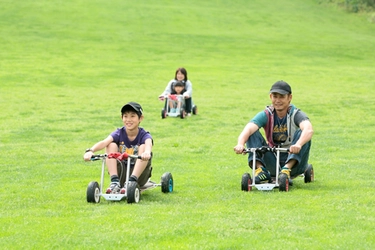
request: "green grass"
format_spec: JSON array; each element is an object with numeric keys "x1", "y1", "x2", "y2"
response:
[{"x1": 1, "y1": 0, "x2": 375, "y2": 249}]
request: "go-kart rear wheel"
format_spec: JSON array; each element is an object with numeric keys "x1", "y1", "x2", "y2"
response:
[
  {"x1": 241, "y1": 173, "x2": 252, "y2": 192},
  {"x1": 192, "y1": 105, "x2": 198, "y2": 115},
  {"x1": 161, "y1": 172, "x2": 173, "y2": 193},
  {"x1": 127, "y1": 182, "x2": 141, "y2": 203},
  {"x1": 279, "y1": 174, "x2": 289, "y2": 192},
  {"x1": 87, "y1": 181, "x2": 100, "y2": 203},
  {"x1": 180, "y1": 108, "x2": 186, "y2": 119},
  {"x1": 161, "y1": 109, "x2": 167, "y2": 119},
  {"x1": 304, "y1": 164, "x2": 314, "y2": 183}
]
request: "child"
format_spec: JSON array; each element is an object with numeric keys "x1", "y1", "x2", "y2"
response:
[
  {"x1": 168, "y1": 80, "x2": 185, "y2": 113},
  {"x1": 83, "y1": 102, "x2": 153, "y2": 194}
]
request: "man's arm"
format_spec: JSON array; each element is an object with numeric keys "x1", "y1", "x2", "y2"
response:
[
  {"x1": 234, "y1": 122, "x2": 260, "y2": 154},
  {"x1": 290, "y1": 120, "x2": 313, "y2": 154}
]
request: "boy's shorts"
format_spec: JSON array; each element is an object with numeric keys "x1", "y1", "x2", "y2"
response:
[{"x1": 117, "y1": 160, "x2": 152, "y2": 187}]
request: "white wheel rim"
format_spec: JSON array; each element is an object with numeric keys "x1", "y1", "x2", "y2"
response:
[
  {"x1": 135, "y1": 188, "x2": 140, "y2": 203},
  {"x1": 94, "y1": 187, "x2": 100, "y2": 203}
]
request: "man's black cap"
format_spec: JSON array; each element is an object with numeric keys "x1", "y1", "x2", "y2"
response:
[{"x1": 269, "y1": 80, "x2": 292, "y2": 95}]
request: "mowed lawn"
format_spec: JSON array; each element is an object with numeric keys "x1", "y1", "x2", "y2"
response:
[{"x1": 1, "y1": 0, "x2": 375, "y2": 249}]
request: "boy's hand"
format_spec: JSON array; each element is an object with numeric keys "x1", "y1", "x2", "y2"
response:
[
  {"x1": 83, "y1": 152, "x2": 93, "y2": 161},
  {"x1": 140, "y1": 151, "x2": 151, "y2": 161},
  {"x1": 158, "y1": 95, "x2": 165, "y2": 101}
]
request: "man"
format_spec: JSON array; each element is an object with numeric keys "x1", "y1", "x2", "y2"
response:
[{"x1": 233, "y1": 80, "x2": 313, "y2": 184}]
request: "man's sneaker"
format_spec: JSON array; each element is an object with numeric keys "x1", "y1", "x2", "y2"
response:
[
  {"x1": 254, "y1": 166, "x2": 272, "y2": 184},
  {"x1": 279, "y1": 167, "x2": 293, "y2": 186},
  {"x1": 106, "y1": 182, "x2": 121, "y2": 194}
]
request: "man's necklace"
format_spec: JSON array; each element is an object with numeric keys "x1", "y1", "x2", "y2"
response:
[{"x1": 276, "y1": 115, "x2": 286, "y2": 127}]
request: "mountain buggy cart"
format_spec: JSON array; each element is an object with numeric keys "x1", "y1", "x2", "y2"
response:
[
  {"x1": 161, "y1": 94, "x2": 197, "y2": 119},
  {"x1": 241, "y1": 146, "x2": 314, "y2": 192},
  {"x1": 86, "y1": 152, "x2": 173, "y2": 203}
]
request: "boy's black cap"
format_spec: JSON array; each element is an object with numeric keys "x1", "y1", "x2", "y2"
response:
[
  {"x1": 269, "y1": 80, "x2": 292, "y2": 95},
  {"x1": 121, "y1": 102, "x2": 143, "y2": 116}
]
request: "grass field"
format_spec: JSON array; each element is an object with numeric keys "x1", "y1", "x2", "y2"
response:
[{"x1": 1, "y1": 0, "x2": 375, "y2": 249}]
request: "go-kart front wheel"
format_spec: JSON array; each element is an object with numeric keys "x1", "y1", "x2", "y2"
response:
[
  {"x1": 87, "y1": 181, "x2": 101, "y2": 203},
  {"x1": 278, "y1": 174, "x2": 289, "y2": 192},
  {"x1": 127, "y1": 182, "x2": 141, "y2": 203},
  {"x1": 161, "y1": 109, "x2": 167, "y2": 119},
  {"x1": 241, "y1": 173, "x2": 252, "y2": 192},
  {"x1": 161, "y1": 172, "x2": 173, "y2": 193},
  {"x1": 192, "y1": 105, "x2": 198, "y2": 115},
  {"x1": 304, "y1": 164, "x2": 314, "y2": 183},
  {"x1": 180, "y1": 108, "x2": 186, "y2": 119}
]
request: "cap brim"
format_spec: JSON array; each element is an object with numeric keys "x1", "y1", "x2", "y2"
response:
[
  {"x1": 270, "y1": 89, "x2": 290, "y2": 95},
  {"x1": 121, "y1": 104, "x2": 140, "y2": 114}
]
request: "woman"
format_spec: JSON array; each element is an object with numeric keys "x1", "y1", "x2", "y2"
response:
[{"x1": 158, "y1": 67, "x2": 194, "y2": 116}]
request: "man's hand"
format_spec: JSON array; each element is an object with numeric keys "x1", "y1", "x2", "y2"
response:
[
  {"x1": 233, "y1": 144, "x2": 245, "y2": 154},
  {"x1": 289, "y1": 144, "x2": 301, "y2": 154}
]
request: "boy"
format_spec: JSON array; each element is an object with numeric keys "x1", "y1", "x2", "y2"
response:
[
  {"x1": 83, "y1": 102, "x2": 153, "y2": 194},
  {"x1": 168, "y1": 80, "x2": 185, "y2": 113}
]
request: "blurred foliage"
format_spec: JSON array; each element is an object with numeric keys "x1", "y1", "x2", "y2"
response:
[
  {"x1": 319, "y1": 0, "x2": 375, "y2": 22},
  {"x1": 344, "y1": 0, "x2": 375, "y2": 12},
  {"x1": 322, "y1": 0, "x2": 375, "y2": 12}
]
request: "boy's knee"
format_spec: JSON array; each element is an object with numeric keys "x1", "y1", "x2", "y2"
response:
[{"x1": 106, "y1": 142, "x2": 118, "y2": 152}]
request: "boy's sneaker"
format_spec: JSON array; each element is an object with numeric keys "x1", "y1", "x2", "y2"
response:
[
  {"x1": 254, "y1": 167, "x2": 272, "y2": 184},
  {"x1": 170, "y1": 108, "x2": 176, "y2": 113},
  {"x1": 279, "y1": 167, "x2": 293, "y2": 186},
  {"x1": 106, "y1": 182, "x2": 121, "y2": 194}
]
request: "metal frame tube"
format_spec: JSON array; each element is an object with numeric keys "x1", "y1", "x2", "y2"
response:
[
  {"x1": 251, "y1": 148, "x2": 256, "y2": 186},
  {"x1": 100, "y1": 158, "x2": 106, "y2": 194}
]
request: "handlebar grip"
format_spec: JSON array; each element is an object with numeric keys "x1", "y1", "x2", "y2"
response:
[
  {"x1": 128, "y1": 155, "x2": 142, "y2": 159},
  {"x1": 90, "y1": 154, "x2": 107, "y2": 161}
]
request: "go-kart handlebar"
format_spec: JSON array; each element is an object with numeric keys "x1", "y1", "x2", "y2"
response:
[
  {"x1": 90, "y1": 154, "x2": 107, "y2": 161},
  {"x1": 90, "y1": 152, "x2": 142, "y2": 161},
  {"x1": 243, "y1": 146, "x2": 289, "y2": 154},
  {"x1": 167, "y1": 94, "x2": 184, "y2": 101}
]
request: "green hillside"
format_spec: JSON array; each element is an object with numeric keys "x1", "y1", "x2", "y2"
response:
[{"x1": 1, "y1": 0, "x2": 374, "y2": 249}]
